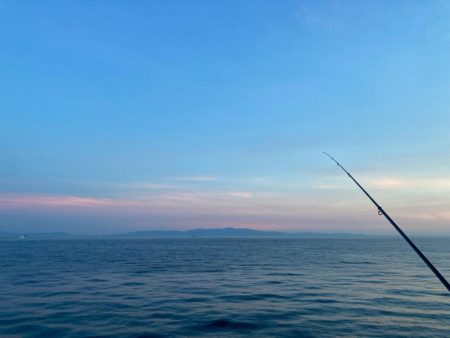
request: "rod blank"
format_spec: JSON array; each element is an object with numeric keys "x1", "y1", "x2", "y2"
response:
[{"x1": 324, "y1": 152, "x2": 450, "y2": 293}]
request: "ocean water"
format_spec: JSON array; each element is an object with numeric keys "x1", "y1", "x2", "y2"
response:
[{"x1": 1, "y1": 238, "x2": 449, "y2": 337}]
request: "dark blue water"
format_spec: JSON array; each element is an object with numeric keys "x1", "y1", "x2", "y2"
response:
[{"x1": 1, "y1": 238, "x2": 449, "y2": 337}]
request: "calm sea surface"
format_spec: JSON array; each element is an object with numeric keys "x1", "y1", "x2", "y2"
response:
[{"x1": 1, "y1": 238, "x2": 449, "y2": 337}]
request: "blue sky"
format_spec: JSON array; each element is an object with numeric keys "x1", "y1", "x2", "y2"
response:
[{"x1": 1, "y1": 1, "x2": 450, "y2": 234}]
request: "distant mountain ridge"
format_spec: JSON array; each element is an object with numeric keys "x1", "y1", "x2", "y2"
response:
[
  {"x1": 113, "y1": 227, "x2": 371, "y2": 238},
  {"x1": 122, "y1": 227, "x2": 284, "y2": 238},
  {"x1": 0, "y1": 228, "x2": 374, "y2": 239}
]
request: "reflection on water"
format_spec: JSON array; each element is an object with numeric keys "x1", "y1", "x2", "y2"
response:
[{"x1": 1, "y1": 238, "x2": 449, "y2": 337}]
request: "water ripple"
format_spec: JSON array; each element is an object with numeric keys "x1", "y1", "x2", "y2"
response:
[{"x1": 1, "y1": 238, "x2": 449, "y2": 337}]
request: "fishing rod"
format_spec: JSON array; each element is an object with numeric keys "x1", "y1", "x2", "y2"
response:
[{"x1": 324, "y1": 152, "x2": 450, "y2": 293}]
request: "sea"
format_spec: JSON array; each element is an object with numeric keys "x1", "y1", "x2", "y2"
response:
[{"x1": 1, "y1": 237, "x2": 449, "y2": 337}]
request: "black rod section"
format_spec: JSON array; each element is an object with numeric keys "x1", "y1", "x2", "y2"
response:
[{"x1": 324, "y1": 152, "x2": 450, "y2": 293}]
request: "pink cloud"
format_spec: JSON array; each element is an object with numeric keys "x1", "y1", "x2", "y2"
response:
[
  {"x1": 0, "y1": 194, "x2": 139, "y2": 210},
  {"x1": 2, "y1": 188, "x2": 450, "y2": 234}
]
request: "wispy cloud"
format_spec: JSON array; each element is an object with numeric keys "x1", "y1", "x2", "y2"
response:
[
  {"x1": 315, "y1": 175, "x2": 450, "y2": 191},
  {"x1": 228, "y1": 191, "x2": 253, "y2": 198},
  {"x1": 3, "y1": 172, "x2": 450, "y2": 234},
  {"x1": 170, "y1": 175, "x2": 218, "y2": 182},
  {"x1": 366, "y1": 177, "x2": 450, "y2": 190},
  {"x1": 113, "y1": 182, "x2": 178, "y2": 190},
  {"x1": 0, "y1": 194, "x2": 120, "y2": 209}
]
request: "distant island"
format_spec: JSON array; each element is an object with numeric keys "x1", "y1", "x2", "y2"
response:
[
  {"x1": 0, "y1": 227, "x2": 375, "y2": 239},
  {"x1": 115, "y1": 227, "x2": 373, "y2": 238}
]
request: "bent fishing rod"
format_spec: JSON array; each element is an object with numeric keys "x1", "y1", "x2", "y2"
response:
[{"x1": 324, "y1": 152, "x2": 450, "y2": 293}]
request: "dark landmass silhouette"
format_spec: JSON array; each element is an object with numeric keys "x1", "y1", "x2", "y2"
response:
[
  {"x1": 0, "y1": 227, "x2": 375, "y2": 239},
  {"x1": 118, "y1": 227, "x2": 371, "y2": 238}
]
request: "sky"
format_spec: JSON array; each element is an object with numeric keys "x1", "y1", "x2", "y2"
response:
[{"x1": 1, "y1": 1, "x2": 450, "y2": 234}]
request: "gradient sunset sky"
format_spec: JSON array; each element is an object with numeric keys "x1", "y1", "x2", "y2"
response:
[{"x1": 1, "y1": 1, "x2": 450, "y2": 234}]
